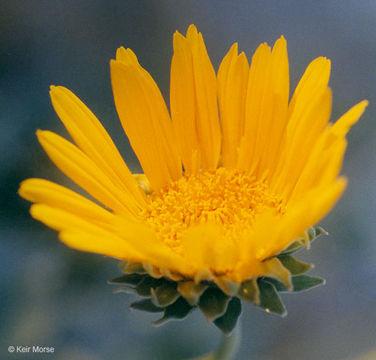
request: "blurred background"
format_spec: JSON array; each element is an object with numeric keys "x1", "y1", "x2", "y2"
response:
[{"x1": 1, "y1": 1, "x2": 375, "y2": 359}]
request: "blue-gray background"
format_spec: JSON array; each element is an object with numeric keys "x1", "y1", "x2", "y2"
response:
[{"x1": 1, "y1": 1, "x2": 375, "y2": 359}]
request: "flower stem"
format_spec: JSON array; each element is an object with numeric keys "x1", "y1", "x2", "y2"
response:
[
  {"x1": 213, "y1": 325, "x2": 241, "y2": 360},
  {"x1": 188, "y1": 324, "x2": 241, "y2": 360}
]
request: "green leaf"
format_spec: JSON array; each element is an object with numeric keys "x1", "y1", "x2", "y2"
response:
[
  {"x1": 292, "y1": 275, "x2": 325, "y2": 292},
  {"x1": 177, "y1": 281, "x2": 208, "y2": 306},
  {"x1": 281, "y1": 226, "x2": 328, "y2": 255},
  {"x1": 151, "y1": 282, "x2": 180, "y2": 307},
  {"x1": 153, "y1": 297, "x2": 194, "y2": 326},
  {"x1": 258, "y1": 279, "x2": 287, "y2": 316},
  {"x1": 112, "y1": 286, "x2": 138, "y2": 295},
  {"x1": 280, "y1": 239, "x2": 305, "y2": 255},
  {"x1": 135, "y1": 276, "x2": 162, "y2": 297},
  {"x1": 107, "y1": 273, "x2": 145, "y2": 286},
  {"x1": 130, "y1": 299, "x2": 164, "y2": 313},
  {"x1": 213, "y1": 297, "x2": 242, "y2": 335},
  {"x1": 309, "y1": 226, "x2": 328, "y2": 240},
  {"x1": 278, "y1": 254, "x2": 313, "y2": 275},
  {"x1": 199, "y1": 288, "x2": 230, "y2": 322},
  {"x1": 238, "y1": 278, "x2": 259, "y2": 304},
  {"x1": 262, "y1": 277, "x2": 287, "y2": 292}
]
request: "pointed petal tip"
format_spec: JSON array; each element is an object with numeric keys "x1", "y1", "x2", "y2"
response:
[
  {"x1": 186, "y1": 24, "x2": 200, "y2": 40},
  {"x1": 49, "y1": 85, "x2": 68, "y2": 99},
  {"x1": 36, "y1": 129, "x2": 54, "y2": 143},
  {"x1": 332, "y1": 100, "x2": 368, "y2": 137},
  {"x1": 35, "y1": 129, "x2": 44, "y2": 137},
  {"x1": 308, "y1": 56, "x2": 331, "y2": 70},
  {"x1": 275, "y1": 35, "x2": 287, "y2": 46},
  {"x1": 115, "y1": 46, "x2": 126, "y2": 59},
  {"x1": 115, "y1": 47, "x2": 139, "y2": 65},
  {"x1": 319, "y1": 56, "x2": 331, "y2": 66},
  {"x1": 109, "y1": 58, "x2": 116, "y2": 67},
  {"x1": 255, "y1": 41, "x2": 272, "y2": 54},
  {"x1": 357, "y1": 99, "x2": 369, "y2": 111},
  {"x1": 172, "y1": 30, "x2": 188, "y2": 48},
  {"x1": 355, "y1": 99, "x2": 369, "y2": 117},
  {"x1": 187, "y1": 24, "x2": 198, "y2": 33},
  {"x1": 272, "y1": 35, "x2": 288, "y2": 58},
  {"x1": 116, "y1": 45, "x2": 126, "y2": 52}
]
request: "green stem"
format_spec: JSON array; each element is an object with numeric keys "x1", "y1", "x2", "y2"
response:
[
  {"x1": 188, "y1": 324, "x2": 241, "y2": 360},
  {"x1": 212, "y1": 324, "x2": 241, "y2": 360}
]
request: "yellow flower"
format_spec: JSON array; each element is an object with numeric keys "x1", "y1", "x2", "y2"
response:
[{"x1": 19, "y1": 25, "x2": 367, "y2": 292}]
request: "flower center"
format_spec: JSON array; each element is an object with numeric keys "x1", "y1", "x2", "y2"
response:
[{"x1": 141, "y1": 168, "x2": 285, "y2": 252}]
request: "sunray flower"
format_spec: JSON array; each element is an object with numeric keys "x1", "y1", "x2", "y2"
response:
[{"x1": 19, "y1": 25, "x2": 367, "y2": 332}]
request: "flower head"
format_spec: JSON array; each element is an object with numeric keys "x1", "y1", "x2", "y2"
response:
[{"x1": 19, "y1": 25, "x2": 367, "y2": 332}]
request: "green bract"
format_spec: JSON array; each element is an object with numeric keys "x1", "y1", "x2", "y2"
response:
[{"x1": 109, "y1": 227, "x2": 326, "y2": 335}]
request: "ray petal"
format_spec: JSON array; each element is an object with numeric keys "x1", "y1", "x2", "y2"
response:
[
  {"x1": 181, "y1": 224, "x2": 239, "y2": 274},
  {"x1": 273, "y1": 87, "x2": 333, "y2": 198},
  {"x1": 19, "y1": 178, "x2": 119, "y2": 230},
  {"x1": 331, "y1": 100, "x2": 368, "y2": 138},
  {"x1": 31, "y1": 204, "x2": 191, "y2": 274},
  {"x1": 171, "y1": 25, "x2": 221, "y2": 171},
  {"x1": 170, "y1": 31, "x2": 200, "y2": 174},
  {"x1": 217, "y1": 43, "x2": 249, "y2": 168},
  {"x1": 37, "y1": 130, "x2": 138, "y2": 215},
  {"x1": 254, "y1": 178, "x2": 347, "y2": 261},
  {"x1": 111, "y1": 53, "x2": 181, "y2": 191},
  {"x1": 238, "y1": 36, "x2": 289, "y2": 179},
  {"x1": 30, "y1": 203, "x2": 146, "y2": 260},
  {"x1": 287, "y1": 100, "x2": 367, "y2": 200},
  {"x1": 50, "y1": 86, "x2": 146, "y2": 207}
]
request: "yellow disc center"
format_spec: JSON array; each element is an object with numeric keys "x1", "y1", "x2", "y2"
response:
[{"x1": 141, "y1": 168, "x2": 285, "y2": 251}]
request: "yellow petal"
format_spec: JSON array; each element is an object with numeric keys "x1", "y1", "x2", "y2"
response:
[
  {"x1": 59, "y1": 230, "x2": 144, "y2": 260},
  {"x1": 217, "y1": 43, "x2": 249, "y2": 168},
  {"x1": 50, "y1": 86, "x2": 146, "y2": 208},
  {"x1": 30, "y1": 203, "x2": 115, "y2": 234},
  {"x1": 37, "y1": 130, "x2": 138, "y2": 215},
  {"x1": 281, "y1": 57, "x2": 331, "y2": 178},
  {"x1": 238, "y1": 42, "x2": 271, "y2": 172},
  {"x1": 181, "y1": 224, "x2": 239, "y2": 274},
  {"x1": 111, "y1": 53, "x2": 181, "y2": 191},
  {"x1": 260, "y1": 36, "x2": 289, "y2": 178},
  {"x1": 331, "y1": 100, "x2": 368, "y2": 138},
  {"x1": 170, "y1": 31, "x2": 200, "y2": 174},
  {"x1": 284, "y1": 100, "x2": 367, "y2": 200},
  {"x1": 273, "y1": 86, "x2": 332, "y2": 198},
  {"x1": 254, "y1": 178, "x2": 347, "y2": 260},
  {"x1": 290, "y1": 138, "x2": 346, "y2": 201},
  {"x1": 115, "y1": 46, "x2": 139, "y2": 65},
  {"x1": 115, "y1": 220, "x2": 193, "y2": 275},
  {"x1": 19, "y1": 178, "x2": 118, "y2": 230},
  {"x1": 171, "y1": 25, "x2": 221, "y2": 171},
  {"x1": 238, "y1": 36, "x2": 289, "y2": 180},
  {"x1": 31, "y1": 203, "x2": 191, "y2": 273},
  {"x1": 288, "y1": 56, "x2": 331, "y2": 124},
  {"x1": 31, "y1": 203, "x2": 147, "y2": 260}
]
